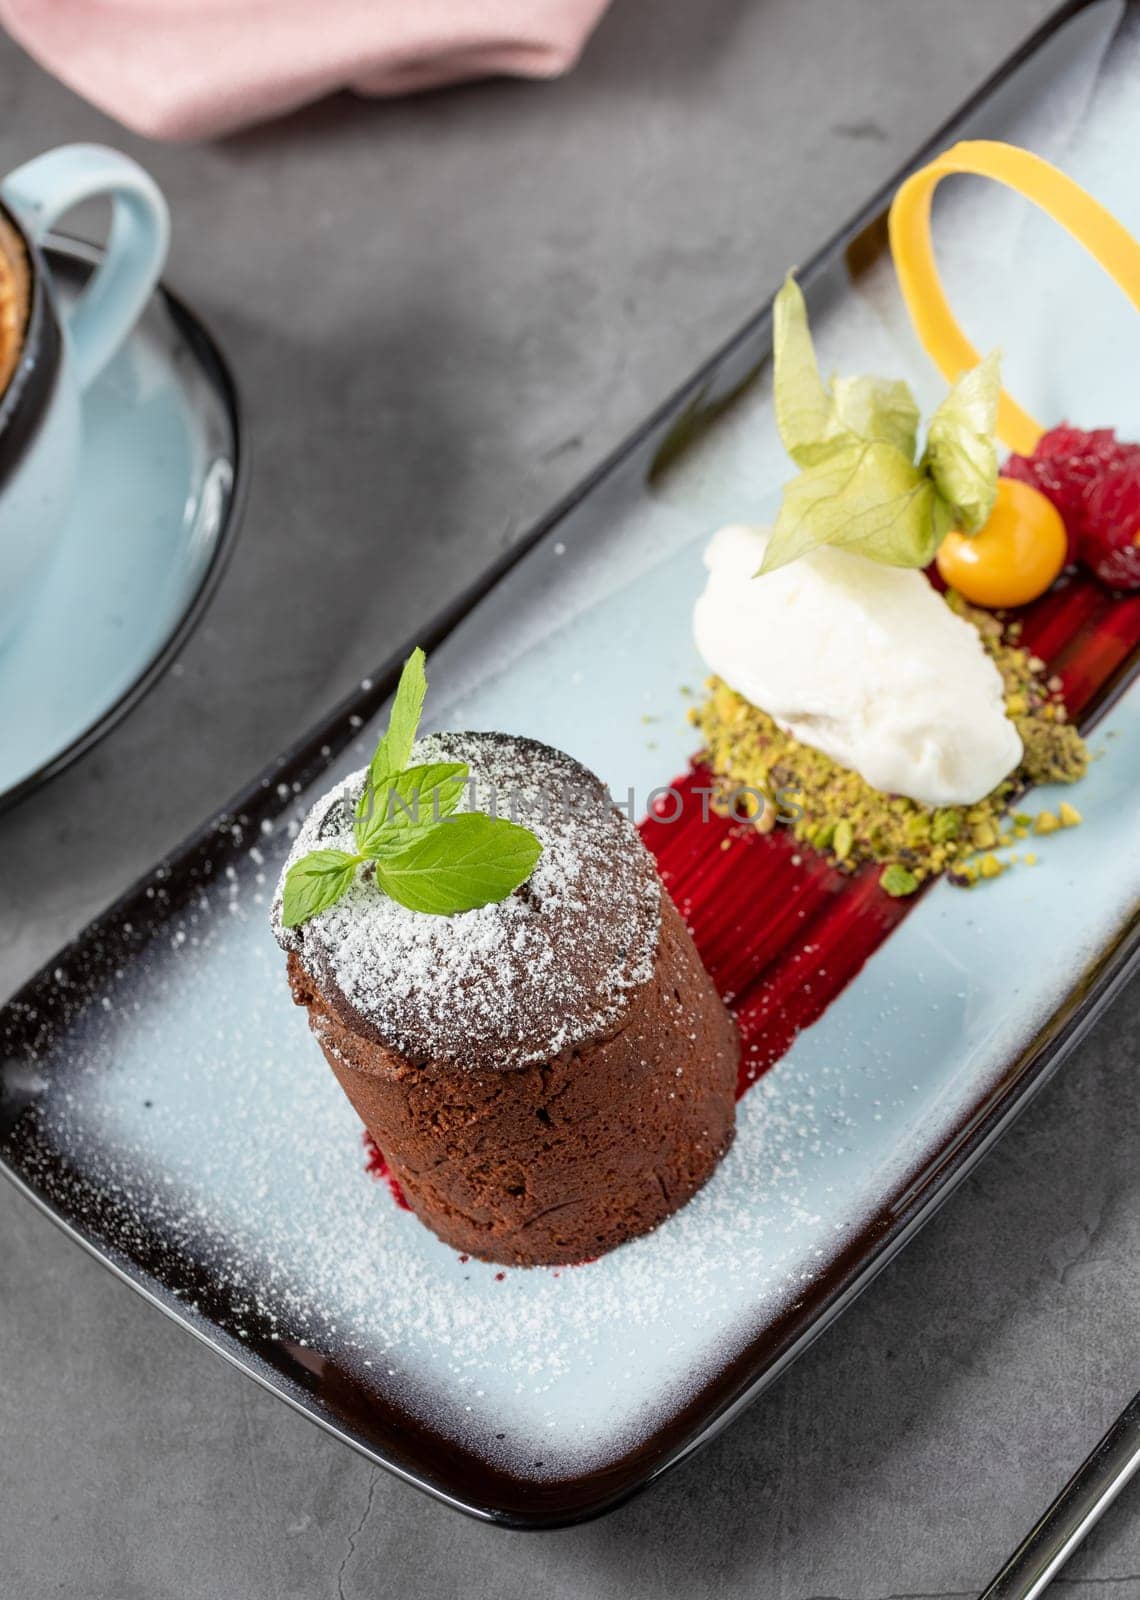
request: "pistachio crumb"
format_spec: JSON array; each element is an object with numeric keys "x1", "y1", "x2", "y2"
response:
[
  {"x1": 880, "y1": 864, "x2": 920, "y2": 897},
  {"x1": 693, "y1": 592, "x2": 1087, "y2": 894}
]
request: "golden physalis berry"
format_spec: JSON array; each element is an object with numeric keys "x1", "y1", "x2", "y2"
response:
[{"x1": 935, "y1": 476, "x2": 1067, "y2": 608}]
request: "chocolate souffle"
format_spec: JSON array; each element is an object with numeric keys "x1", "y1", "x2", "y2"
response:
[{"x1": 274, "y1": 733, "x2": 738, "y2": 1266}]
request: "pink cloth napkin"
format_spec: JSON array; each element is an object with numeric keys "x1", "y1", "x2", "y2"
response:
[{"x1": 0, "y1": 0, "x2": 612, "y2": 140}]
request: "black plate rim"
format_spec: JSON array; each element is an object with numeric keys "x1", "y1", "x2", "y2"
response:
[
  {"x1": 0, "y1": 233, "x2": 249, "y2": 815},
  {"x1": 0, "y1": 0, "x2": 1127, "y2": 1530},
  {"x1": 3, "y1": 904, "x2": 1135, "y2": 1533}
]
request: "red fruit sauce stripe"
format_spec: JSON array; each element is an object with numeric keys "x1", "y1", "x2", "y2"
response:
[
  {"x1": 364, "y1": 1131, "x2": 411, "y2": 1209},
  {"x1": 640, "y1": 569, "x2": 1140, "y2": 1100},
  {"x1": 1018, "y1": 581, "x2": 1140, "y2": 716},
  {"x1": 641, "y1": 776, "x2": 910, "y2": 1096}
]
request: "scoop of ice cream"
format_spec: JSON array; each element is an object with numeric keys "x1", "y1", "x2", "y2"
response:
[{"x1": 692, "y1": 524, "x2": 1022, "y2": 807}]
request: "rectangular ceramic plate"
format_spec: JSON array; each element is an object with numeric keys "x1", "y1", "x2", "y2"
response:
[{"x1": 2, "y1": 0, "x2": 1139, "y2": 1528}]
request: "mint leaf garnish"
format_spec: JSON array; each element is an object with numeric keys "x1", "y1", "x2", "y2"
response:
[
  {"x1": 368, "y1": 646, "x2": 426, "y2": 788},
  {"x1": 281, "y1": 848, "x2": 362, "y2": 927},
  {"x1": 374, "y1": 813, "x2": 543, "y2": 915},
  {"x1": 354, "y1": 761, "x2": 469, "y2": 856},
  {"x1": 761, "y1": 274, "x2": 999, "y2": 576},
  {"x1": 283, "y1": 647, "x2": 544, "y2": 927}
]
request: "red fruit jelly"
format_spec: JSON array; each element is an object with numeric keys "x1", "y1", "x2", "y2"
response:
[{"x1": 1002, "y1": 424, "x2": 1140, "y2": 589}]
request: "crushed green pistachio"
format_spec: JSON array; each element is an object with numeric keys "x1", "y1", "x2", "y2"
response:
[
  {"x1": 881, "y1": 864, "x2": 919, "y2": 897},
  {"x1": 692, "y1": 592, "x2": 1087, "y2": 897}
]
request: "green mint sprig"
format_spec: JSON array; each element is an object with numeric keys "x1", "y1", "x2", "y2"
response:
[
  {"x1": 758, "y1": 274, "x2": 1001, "y2": 577},
  {"x1": 281, "y1": 648, "x2": 542, "y2": 927}
]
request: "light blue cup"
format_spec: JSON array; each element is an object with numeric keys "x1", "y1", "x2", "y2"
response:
[{"x1": 0, "y1": 145, "x2": 169, "y2": 652}]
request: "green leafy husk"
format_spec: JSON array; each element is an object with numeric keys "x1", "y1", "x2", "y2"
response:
[{"x1": 759, "y1": 274, "x2": 1001, "y2": 576}]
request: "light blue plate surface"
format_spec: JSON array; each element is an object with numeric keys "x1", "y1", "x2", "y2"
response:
[{"x1": 0, "y1": 242, "x2": 242, "y2": 807}]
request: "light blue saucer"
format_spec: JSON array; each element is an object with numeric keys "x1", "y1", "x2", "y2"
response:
[{"x1": 0, "y1": 239, "x2": 244, "y2": 810}]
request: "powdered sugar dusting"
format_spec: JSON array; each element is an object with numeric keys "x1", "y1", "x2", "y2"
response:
[
  {"x1": 8, "y1": 568, "x2": 1137, "y2": 1481},
  {"x1": 273, "y1": 733, "x2": 660, "y2": 1068}
]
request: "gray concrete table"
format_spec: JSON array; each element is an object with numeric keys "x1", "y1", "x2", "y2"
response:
[{"x1": 2, "y1": 3, "x2": 1139, "y2": 1596}]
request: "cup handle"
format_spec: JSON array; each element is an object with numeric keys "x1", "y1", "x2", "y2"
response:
[{"x1": 1, "y1": 143, "x2": 169, "y2": 392}]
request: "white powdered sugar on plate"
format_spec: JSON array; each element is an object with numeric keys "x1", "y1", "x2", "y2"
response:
[
  {"x1": 17, "y1": 702, "x2": 1131, "y2": 1476},
  {"x1": 272, "y1": 732, "x2": 660, "y2": 1068},
  {"x1": 14, "y1": 568, "x2": 1136, "y2": 1481},
  {"x1": 19, "y1": 900, "x2": 884, "y2": 1475}
]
